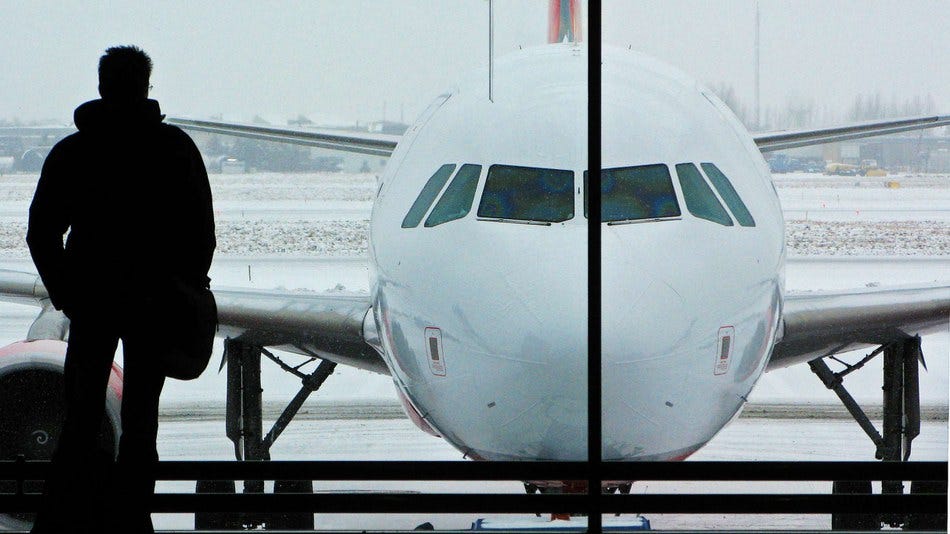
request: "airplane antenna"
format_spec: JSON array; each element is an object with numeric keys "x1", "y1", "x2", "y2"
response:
[{"x1": 489, "y1": 0, "x2": 494, "y2": 103}]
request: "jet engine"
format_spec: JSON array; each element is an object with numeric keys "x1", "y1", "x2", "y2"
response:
[{"x1": 0, "y1": 340, "x2": 122, "y2": 530}]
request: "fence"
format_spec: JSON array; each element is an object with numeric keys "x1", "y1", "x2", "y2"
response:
[{"x1": 0, "y1": 459, "x2": 946, "y2": 532}]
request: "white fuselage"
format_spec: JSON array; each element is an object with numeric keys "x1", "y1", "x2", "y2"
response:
[{"x1": 368, "y1": 43, "x2": 784, "y2": 461}]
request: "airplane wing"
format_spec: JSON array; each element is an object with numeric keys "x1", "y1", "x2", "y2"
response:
[
  {"x1": 767, "y1": 283, "x2": 950, "y2": 371},
  {"x1": 165, "y1": 117, "x2": 400, "y2": 157},
  {"x1": 753, "y1": 114, "x2": 950, "y2": 152},
  {"x1": 166, "y1": 113, "x2": 950, "y2": 156},
  {"x1": 0, "y1": 269, "x2": 388, "y2": 375}
]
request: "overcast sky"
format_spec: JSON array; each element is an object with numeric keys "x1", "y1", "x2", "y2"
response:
[{"x1": 0, "y1": 0, "x2": 946, "y2": 128}]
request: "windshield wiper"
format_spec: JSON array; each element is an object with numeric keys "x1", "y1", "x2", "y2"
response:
[
  {"x1": 477, "y1": 217, "x2": 553, "y2": 226},
  {"x1": 606, "y1": 216, "x2": 681, "y2": 226}
]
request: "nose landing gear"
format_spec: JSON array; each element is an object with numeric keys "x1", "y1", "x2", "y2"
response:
[{"x1": 511, "y1": 480, "x2": 650, "y2": 531}]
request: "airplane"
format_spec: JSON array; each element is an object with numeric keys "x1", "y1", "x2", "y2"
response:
[{"x1": 0, "y1": 0, "x2": 947, "y2": 530}]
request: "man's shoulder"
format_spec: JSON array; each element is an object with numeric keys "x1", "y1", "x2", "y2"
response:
[
  {"x1": 158, "y1": 122, "x2": 190, "y2": 139},
  {"x1": 46, "y1": 131, "x2": 85, "y2": 160},
  {"x1": 157, "y1": 123, "x2": 199, "y2": 148}
]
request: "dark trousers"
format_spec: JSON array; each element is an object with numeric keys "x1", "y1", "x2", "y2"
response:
[{"x1": 32, "y1": 314, "x2": 166, "y2": 534}]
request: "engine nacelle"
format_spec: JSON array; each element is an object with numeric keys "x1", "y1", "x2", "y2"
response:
[{"x1": 0, "y1": 340, "x2": 122, "y2": 530}]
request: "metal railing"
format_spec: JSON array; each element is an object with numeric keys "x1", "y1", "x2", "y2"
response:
[{"x1": 1, "y1": 459, "x2": 946, "y2": 532}]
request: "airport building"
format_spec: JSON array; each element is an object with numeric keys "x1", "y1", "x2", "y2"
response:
[{"x1": 774, "y1": 131, "x2": 950, "y2": 173}]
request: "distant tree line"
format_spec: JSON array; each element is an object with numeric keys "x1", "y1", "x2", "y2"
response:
[{"x1": 706, "y1": 83, "x2": 940, "y2": 132}]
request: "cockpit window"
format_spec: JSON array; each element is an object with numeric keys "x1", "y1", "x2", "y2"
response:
[
  {"x1": 583, "y1": 164, "x2": 680, "y2": 222},
  {"x1": 401, "y1": 164, "x2": 456, "y2": 228},
  {"x1": 675, "y1": 163, "x2": 733, "y2": 226},
  {"x1": 700, "y1": 163, "x2": 756, "y2": 227},
  {"x1": 425, "y1": 164, "x2": 482, "y2": 227},
  {"x1": 477, "y1": 165, "x2": 574, "y2": 223}
]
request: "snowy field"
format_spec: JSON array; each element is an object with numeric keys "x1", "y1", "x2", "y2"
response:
[{"x1": 0, "y1": 171, "x2": 947, "y2": 531}]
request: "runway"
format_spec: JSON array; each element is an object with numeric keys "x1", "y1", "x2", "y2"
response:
[{"x1": 775, "y1": 177, "x2": 950, "y2": 222}]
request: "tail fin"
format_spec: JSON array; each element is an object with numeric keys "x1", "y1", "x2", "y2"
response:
[{"x1": 548, "y1": 0, "x2": 583, "y2": 43}]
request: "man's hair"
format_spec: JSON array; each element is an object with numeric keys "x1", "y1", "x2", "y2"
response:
[{"x1": 98, "y1": 45, "x2": 152, "y2": 100}]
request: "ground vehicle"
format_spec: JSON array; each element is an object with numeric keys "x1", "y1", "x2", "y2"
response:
[
  {"x1": 768, "y1": 154, "x2": 801, "y2": 173},
  {"x1": 825, "y1": 162, "x2": 860, "y2": 175}
]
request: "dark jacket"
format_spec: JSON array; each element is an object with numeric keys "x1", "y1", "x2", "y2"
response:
[{"x1": 27, "y1": 98, "x2": 215, "y2": 316}]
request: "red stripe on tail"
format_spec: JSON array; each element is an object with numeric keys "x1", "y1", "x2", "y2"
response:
[
  {"x1": 548, "y1": 0, "x2": 582, "y2": 43},
  {"x1": 569, "y1": 0, "x2": 583, "y2": 42},
  {"x1": 548, "y1": 0, "x2": 561, "y2": 43}
]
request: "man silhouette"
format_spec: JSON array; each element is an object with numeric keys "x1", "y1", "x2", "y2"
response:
[{"x1": 27, "y1": 46, "x2": 215, "y2": 533}]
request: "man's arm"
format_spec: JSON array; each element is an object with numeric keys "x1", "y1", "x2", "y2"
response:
[{"x1": 26, "y1": 143, "x2": 73, "y2": 312}]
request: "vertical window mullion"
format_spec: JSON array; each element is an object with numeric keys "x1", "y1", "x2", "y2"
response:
[{"x1": 587, "y1": 1, "x2": 603, "y2": 530}]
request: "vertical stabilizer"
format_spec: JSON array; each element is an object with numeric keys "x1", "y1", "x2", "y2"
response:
[{"x1": 548, "y1": 0, "x2": 583, "y2": 43}]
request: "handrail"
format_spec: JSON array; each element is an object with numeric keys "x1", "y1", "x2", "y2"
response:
[
  {"x1": 0, "y1": 460, "x2": 945, "y2": 516},
  {"x1": 0, "y1": 491, "x2": 944, "y2": 515},
  {"x1": 1, "y1": 459, "x2": 946, "y2": 482}
]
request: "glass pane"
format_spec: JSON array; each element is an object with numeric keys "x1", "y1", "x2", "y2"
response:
[
  {"x1": 675, "y1": 163, "x2": 733, "y2": 226},
  {"x1": 401, "y1": 164, "x2": 456, "y2": 228},
  {"x1": 599, "y1": 164, "x2": 680, "y2": 222},
  {"x1": 477, "y1": 164, "x2": 574, "y2": 223},
  {"x1": 425, "y1": 164, "x2": 482, "y2": 227},
  {"x1": 701, "y1": 163, "x2": 756, "y2": 227}
]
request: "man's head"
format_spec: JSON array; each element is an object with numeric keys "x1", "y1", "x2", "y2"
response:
[{"x1": 98, "y1": 46, "x2": 152, "y2": 101}]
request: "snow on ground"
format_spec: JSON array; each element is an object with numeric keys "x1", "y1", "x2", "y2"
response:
[
  {"x1": 209, "y1": 172, "x2": 378, "y2": 202},
  {"x1": 0, "y1": 220, "x2": 372, "y2": 257},
  {"x1": 214, "y1": 220, "x2": 369, "y2": 255},
  {"x1": 786, "y1": 220, "x2": 950, "y2": 255},
  {"x1": 0, "y1": 223, "x2": 26, "y2": 257},
  {"x1": 0, "y1": 173, "x2": 39, "y2": 201},
  {"x1": 0, "y1": 171, "x2": 380, "y2": 202},
  {"x1": 773, "y1": 171, "x2": 950, "y2": 188}
]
